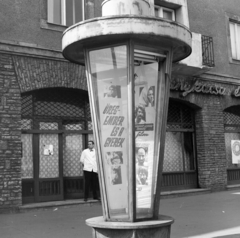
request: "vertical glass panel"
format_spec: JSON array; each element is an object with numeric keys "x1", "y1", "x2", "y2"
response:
[
  {"x1": 66, "y1": 0, "x2": 74, "y2": 26},
  {"x1": 39, "y1": 134, "x2": 59, "y2": 178},
  {"x1": 21, "y1": 119, "x2": 32, "y2": 130},
  {"x1": 230, "y1": 22, "x2": 237, "y2": 59},
  {"x1": 163, "y1": 132, "x2": 183, "y2": 172},
  {"x1": 63, "y1": 134, "x2": 83, "y2": 176},
  {"x1": 183, "y1": 132, "x2": 195, "y2": 170},
  {"x1": 89, "y1": 45, "x2": 129, "y2": 220},
  {"x1": 163, "y1": 10, "x2": 173, "y2": 20},
  {"x1": 21, "y1": 134, "x2": 33, "y2": 178},
  {"x1": 48, "y1": 0, "x2": 61, "y2": 24},
  {"x1": 88, "y1": 121, "x2": 93, "y2": 130},
  {"x1": 225, "y1": 133, "x2": 240, "y2": 168},
  {"x1": 39, "y1": 122, "x2": 58, "y2": 130},
  {"x1": 237, "y1": 24, "x2": 240, "y2": 60},
  {"x1": 134, "y1": 62, "x2": 158, "y2": 219},
  {"x1": 63, "y1": 121, "x2": 84, "y2": 130},
  {"x1": 75, "y1": 0, "x2": 83, "y2": 23}
]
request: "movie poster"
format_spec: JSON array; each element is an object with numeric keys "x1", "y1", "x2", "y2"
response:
[
  {"x1": 134, "y1": 62, "x2": 158, "y2": 211},
  {"x1": 96, "y1": 66, "x2": 129, "y2": 211}
]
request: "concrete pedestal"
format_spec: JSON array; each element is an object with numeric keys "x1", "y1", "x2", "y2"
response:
[{"x1": 86, "y1": 215, "x2": 174, "y2": 238}]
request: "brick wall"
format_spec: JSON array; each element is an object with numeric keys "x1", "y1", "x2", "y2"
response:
[
  {"x1": 12, "y1": 56, "x2": 87, "y2": 93},
  {"x1": 0, "y1": 53, "x2": 22, "y2": 212},
  {"x1": 194, "y1": 94, "x2": 227, "y2": 190},
  {"x1": 0, "y1": 53, "x2": 87, "y2": 211}
]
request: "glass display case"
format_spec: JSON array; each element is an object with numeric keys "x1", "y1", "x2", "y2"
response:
[{"x1": 84, "y1": 41, "x2": 172, "y2": 221}]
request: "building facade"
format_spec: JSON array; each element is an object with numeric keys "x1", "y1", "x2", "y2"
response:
[{"x1": 0, "y1": 0, "x2": 240, "y2": 212}]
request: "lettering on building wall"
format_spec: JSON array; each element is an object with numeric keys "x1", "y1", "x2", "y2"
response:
[
  {"x1": 232, "y1": 86, "x2": 240, "y2": 97},
  {"x1": 170, "y1": 77, "x2": 239, "y2": 97}
]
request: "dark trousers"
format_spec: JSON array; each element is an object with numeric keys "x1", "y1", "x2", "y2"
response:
[{"x1": 83, "y1": 170, "x2": 98, "y2": 199}]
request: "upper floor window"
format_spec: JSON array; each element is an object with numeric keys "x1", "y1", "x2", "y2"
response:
[
  {"x1": 229, "y1": 21, "x2": 240, "y2": 60},
  {"x1": 48, "y1": 0, "x2": 84, "y2": 26},
  {"x1": 155, "y1": 6, "x2": 175, "y2": 21}
]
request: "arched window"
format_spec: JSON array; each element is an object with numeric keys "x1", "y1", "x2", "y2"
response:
[
  {"x1": 21, "y1": 88, "x2": 93, "y2": 203},
  {"x1": 162, "y1": 101, "x2": 197, "y2": 190}
]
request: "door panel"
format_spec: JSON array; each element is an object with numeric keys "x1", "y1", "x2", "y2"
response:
[
  {"x1": 38, "y1": 134, "x2": 63, "y2": 202},
  {"x1": 63, "y1": 134, "x2": 83, "y2": 177},
  {"x1": 21, "y1": 134, "x2": 34, "y2": 179},
  {"x1": 21, "y1": 134, "x2": 34, "y2": 203},
  {"x1": 63, "y1": 134, "x2": 84, "y2": 199},
  {"x1": 39, "y1": 134, "x2": 59, "y2": 178}
]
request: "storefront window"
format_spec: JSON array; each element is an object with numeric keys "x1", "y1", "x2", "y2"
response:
[
  {"x1": 163, "y1": 102, "x2": 195, "y2": 173},
  {"x1": 224, "y1": 109, "x2": 240, "y2": 168}
]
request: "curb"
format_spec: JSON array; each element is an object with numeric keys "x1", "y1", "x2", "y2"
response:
[{"x1": 18, "y1": 189, "x2": 211, "y2": 212}]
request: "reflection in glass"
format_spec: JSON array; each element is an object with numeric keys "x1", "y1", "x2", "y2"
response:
[
  {"x1": 134, "y1": 62, "x2": 158, "y2": 219},
  {"x1": 89, "y1": 45, "x2": 129, "y2": 220}
]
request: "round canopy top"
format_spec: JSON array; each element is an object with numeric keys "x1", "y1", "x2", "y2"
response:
[{"x1": 62, "y1": 15, "x2": 192, "y2": 65}]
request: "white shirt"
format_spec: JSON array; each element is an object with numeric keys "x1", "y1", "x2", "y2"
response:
[{"x1": 80, "y1": 148, "x2": 98, "y2": 173}]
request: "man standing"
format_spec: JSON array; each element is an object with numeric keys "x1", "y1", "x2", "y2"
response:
[{"x1": 80, "y1": 141, "x2": 100, "y2": 201}]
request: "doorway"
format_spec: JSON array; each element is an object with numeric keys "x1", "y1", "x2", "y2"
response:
[{"x1": 21, "y1": 88, "x2": 93, "y2": 204}]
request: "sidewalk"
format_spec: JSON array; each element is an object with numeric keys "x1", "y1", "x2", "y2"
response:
[{"x1": 0, "y1": 189, "x2": 240, "y2": 238}]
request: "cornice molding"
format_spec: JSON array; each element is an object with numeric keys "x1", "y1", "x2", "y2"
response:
[{"x1": 0, "y1": 40, "x2": 66, "y2": 62}]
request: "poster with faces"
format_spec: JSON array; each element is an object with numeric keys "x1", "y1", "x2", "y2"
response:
[
  {"x1": 134, "y1": 63, "x2": 158, "y2": 211},
  {"x1": 96, "y1": 68, "x2": 129, "y2": 211}
]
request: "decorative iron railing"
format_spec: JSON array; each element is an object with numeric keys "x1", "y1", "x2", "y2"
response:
[{"x1": 202, "y1": 35, "x2": 215, "y2": 67}]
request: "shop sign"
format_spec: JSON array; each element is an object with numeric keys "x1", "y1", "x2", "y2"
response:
[
  {"x1": 232, "y1": 86, "x2": 240, "y2": 97},
  {"x1": 170, "y1": 77, "x2": 232, "y2": 97}
]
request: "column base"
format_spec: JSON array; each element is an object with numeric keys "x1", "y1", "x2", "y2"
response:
[{"x1": 86, "y1": 215, "x2": 174, "y2": 238}]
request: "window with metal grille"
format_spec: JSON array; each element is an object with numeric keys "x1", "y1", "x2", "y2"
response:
[
  {"x1": 164, "y1": 101, "x2": 196, "y2": 172},
  {"x1": 202, "y1": 35, "x2": 215, "y2": 67},
  {"x1": 224, "y1": 108, "x2": 240, "y2": 130},
  {"x1": 21, "y1": 88, "x2": 91, "y2": 130},
  {"x1": 167, "y1": 102, "x2": 194, "y2": 130}
]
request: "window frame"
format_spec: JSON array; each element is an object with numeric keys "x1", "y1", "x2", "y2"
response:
[
  {"x1": 47, "y1": 0, "x2": 85, "y2": 27},
  {"x1": 154, "y1": 5, "x2": 176, "y2": 21},
  {"x1": 226, "y1": 12, "x2": 240, "y2": 65},
  {"x1": 229, "y1": 20, "x2": 240, "y2": 61}
]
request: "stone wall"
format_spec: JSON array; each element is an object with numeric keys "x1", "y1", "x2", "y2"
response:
[{"x1": 0, "y1": 53, "x2": 22, "y2": 212}]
